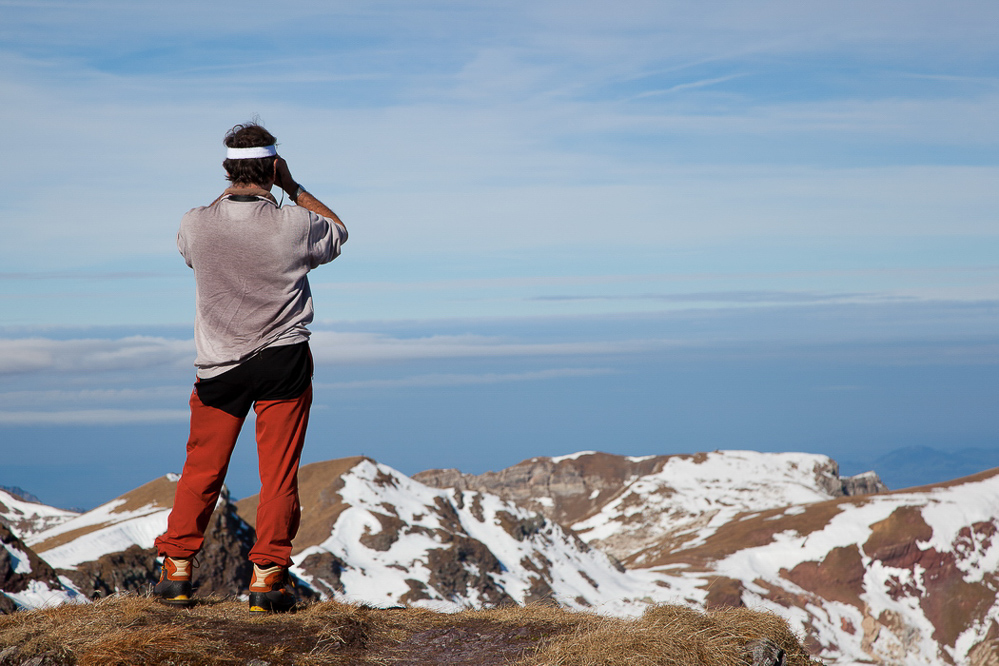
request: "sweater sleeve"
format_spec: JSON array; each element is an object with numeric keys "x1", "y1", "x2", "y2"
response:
[
  {"x1": 177, "y1": 214, "x2": 193, "y2": 268},
  {"x1": 306, "y1": 212, "x2": 346, "y2": 269}
]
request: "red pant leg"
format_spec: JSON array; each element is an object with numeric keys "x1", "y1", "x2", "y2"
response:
[
  {"x1": 248, "y1": 384, "x2": 312, "y2": 567},
  {"x1": 155, "y1": 388, "x2": 244, "y2": 559}
]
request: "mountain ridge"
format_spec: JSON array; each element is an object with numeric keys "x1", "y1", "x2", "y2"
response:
[
  {"x1": 415, "y1": 450, "x2": 888, "y2": 563},
  {"x1": 4, "y1": 451, "x2": 999, "y2": 665}
]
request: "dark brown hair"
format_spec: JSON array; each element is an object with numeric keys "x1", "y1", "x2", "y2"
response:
[{"x1": 222, "y1": 123, "x2": 278, "y2": 186}]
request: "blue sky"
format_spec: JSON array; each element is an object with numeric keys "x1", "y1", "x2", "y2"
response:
[{"x1": 1, "y1": 1, "x2": 997, "y2": 509}]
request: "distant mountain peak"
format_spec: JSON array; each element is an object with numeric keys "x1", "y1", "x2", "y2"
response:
[{"x1": 0, "y1": 486, "x2": 41, "y2": 505}]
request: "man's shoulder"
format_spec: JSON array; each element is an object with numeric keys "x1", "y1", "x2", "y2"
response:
[
  {"x1": 183, "y1": 203, "x2": 214, "y2": 217},
  {"x1": 276, "y1": 204, "x2": 334, "y2": 230}
]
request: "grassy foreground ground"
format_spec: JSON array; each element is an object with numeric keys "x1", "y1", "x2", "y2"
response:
[{"x1": 0, "y1": 595, "x2": 822, "y2": 666}]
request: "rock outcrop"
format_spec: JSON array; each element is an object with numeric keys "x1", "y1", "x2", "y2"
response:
[
  {"x1": 27, "y1": 477, "x2": 290, "y2": 600},
  {"x1": 0, "y1": 523, "x2": 71, "y2": 612}
]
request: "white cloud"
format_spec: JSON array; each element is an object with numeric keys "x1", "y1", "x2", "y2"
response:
[
  {"x1": 308, "y1": 331, "x2": 674, "y2": 364},
  {"x1": 0, "y1": 409, "x2": 188, "y2": 426},
  {"x1": 0, "y1": 331, "x2": 675, "y2": 377},
  {"x1": 0, "y1": 386, "x2": 190, "y2": 410},
  {"x1": 316, "y1": 367, "x2": 613, "y2": 390},
  {"x1": 0, "y1": 337, "x2": 193, "y2": 376}
]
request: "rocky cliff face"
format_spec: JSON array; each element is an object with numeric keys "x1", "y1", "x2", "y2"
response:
[
  {"x1": 415, "y1": 450, "x2": 888, "y2": 562},
  {"x1": 58, "y1": 544, "x2": 159, "y2": 599},
  {"x1": 839, "y1": 470, "x2": 888, "y2": 496},
  {"x1": 188, "y1": 489, "x2": 258, "y2": 598},
  {"x1": 414, "y1": 452, "x2": 667, "y2": 528}
]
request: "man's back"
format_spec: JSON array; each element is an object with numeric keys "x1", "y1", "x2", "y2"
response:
[{"x1": 179, "y1": 191, "x2": 345, "y2": 377}]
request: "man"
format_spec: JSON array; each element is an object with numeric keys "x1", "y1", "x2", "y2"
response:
[{"x1": 153, "y1": 123, "x2": 347, "y2": 613}]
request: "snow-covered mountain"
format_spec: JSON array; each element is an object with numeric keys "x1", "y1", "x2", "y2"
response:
[
  {"x1": 8, "y1": 449, "x2": 999, "y2": 666},
  {"x1": 415, "y1": 450, "x2": 886, "y2": 562},
  {"x1": 0, "y1": 488, "x2": 84, "y2": 612},
  {"x1": 235, "y1": 457, "x2": 662, "y2": 614},
  {"x1": 24, "y1": 475, "x2": 257, "y2": 601},
  {"x1": 0, "y1": 487, "x2": 79, "y2": 540},
  {"x1": 419, "y1": 451, "x2": 999, "y2": 666},
  {"x1": 20, "y1": 458, "x2": 665, "y2": 614},
  {"x1": 648, "y1": 467, "x2": 999, "y2": 666},
  {"x1": 27, "y1": 475, "x2": 177, "y2": 570}
]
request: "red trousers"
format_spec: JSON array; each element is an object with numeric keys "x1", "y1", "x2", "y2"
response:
[{"x1": 155, "y1": 360, "x2": 312, "y2": 568}]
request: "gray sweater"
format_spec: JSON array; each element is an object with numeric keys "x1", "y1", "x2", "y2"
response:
[{"x1": 178, "y1": 189, "x2": 346, "y2": 378}]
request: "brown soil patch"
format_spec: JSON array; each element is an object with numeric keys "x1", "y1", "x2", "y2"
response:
[
  {"x1": 110, "y1": 476, "x2": 178, "y2": 515},
  {"x1": 703, "y1": 575, "x2": 746, "y2": 609},
  {"x1": 783, "y1": 545, "x2": 865, "y2": 609},
  {"x1": 923, "y1": 573, "x2": 999, "y2": 649},
  {"x1": 862, "y1": 505, "x2": 933, "y2": 563}
]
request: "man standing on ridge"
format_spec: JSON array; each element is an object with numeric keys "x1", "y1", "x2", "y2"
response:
[{"x1": 153, "y1": 123, "x2": 348, "y2": 613}]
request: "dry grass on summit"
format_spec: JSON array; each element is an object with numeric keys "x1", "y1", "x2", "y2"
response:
[{"x1": 0, "y1": 594, "x2": 821, "y2": 666}]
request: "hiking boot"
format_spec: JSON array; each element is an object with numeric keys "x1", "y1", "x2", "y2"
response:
[
  {"x1": 248, "y1": 563, "x2": 296, "y2": 614},
  {"x1": 153, "y1": 556, "x2": 194, "y2": 607}
]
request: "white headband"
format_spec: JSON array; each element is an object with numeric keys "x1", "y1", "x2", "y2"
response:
[{"x1": 226, "y1": 145, "x2": 277, "y2": 159}]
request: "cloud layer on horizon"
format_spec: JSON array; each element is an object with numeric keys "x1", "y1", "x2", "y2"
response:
[{"x1": 2, "y1": 295, "x2": 996, "y2": 426}]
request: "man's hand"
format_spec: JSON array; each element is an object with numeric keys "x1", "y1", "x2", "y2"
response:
[{"x1": 273, "y1": 157, "x2": 298, "y2": 195}]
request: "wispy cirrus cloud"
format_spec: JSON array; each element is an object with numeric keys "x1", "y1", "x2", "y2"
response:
[
  {"x1": 632, "y1": 74, "x2": 746, "y2": 99},
  {"x1": 528, "y1": 291, "x2": 899, "y2": 305}
]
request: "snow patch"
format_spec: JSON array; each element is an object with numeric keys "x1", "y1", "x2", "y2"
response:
[
  {"x1": 549, "y1": 451, "x2": 597, "y2": 464},
  {"x1": 29, "y1": 500, "x2": 171, "y2": 570},
  {"x1": 4, "y1": 579, "x2": 81, "y2": 611},
  {"x1": 0, "y1": 488, "x2": 79, "y2": 539},
  {"x1": 2, "y1": 542, "x2": 32, "y2": 574}
]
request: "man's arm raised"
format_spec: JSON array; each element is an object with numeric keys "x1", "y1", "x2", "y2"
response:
[{"x1": 274, "y1": 156, "x2": 347, "y2": 241}]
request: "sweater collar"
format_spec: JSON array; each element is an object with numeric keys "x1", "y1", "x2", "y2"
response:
[{"x1": 212, "y1": 186, "x2": 278, "y2": 206}]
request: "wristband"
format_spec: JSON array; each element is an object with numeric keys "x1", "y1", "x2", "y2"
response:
[{"x1": 290, "y1": 185, "x2": 306, "y2": 203}]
